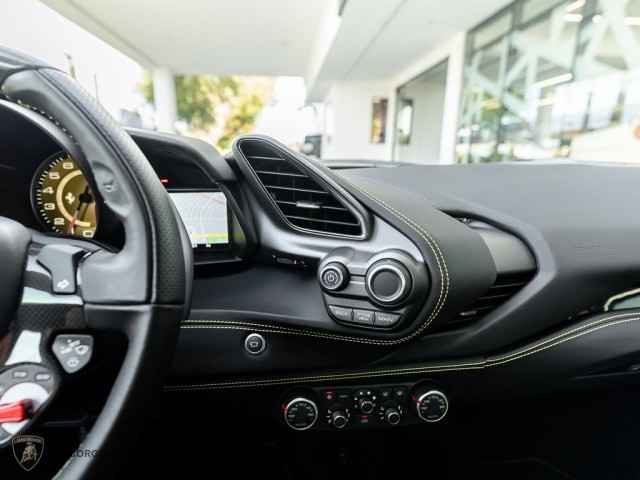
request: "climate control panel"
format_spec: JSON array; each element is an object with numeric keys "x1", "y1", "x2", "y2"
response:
[
  {"x1": 317, "y1": 249, "x2": 429, "y2": 331},
  {"x1": 280, "y1": 382, "x2": 447, "y2": 431}
]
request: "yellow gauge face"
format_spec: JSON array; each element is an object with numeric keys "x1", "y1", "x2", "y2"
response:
[{"x1": 33, "y1": 154, "x2": 98, "y2": 238}]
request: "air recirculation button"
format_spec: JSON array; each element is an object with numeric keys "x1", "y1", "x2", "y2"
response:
[{"x1": 365, "y1": 260, "x2": 412, "y2": 306}]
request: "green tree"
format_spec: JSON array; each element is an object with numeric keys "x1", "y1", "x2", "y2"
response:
[{"x1": 139, "y1": 73, "x2": 269, "y2": 149}]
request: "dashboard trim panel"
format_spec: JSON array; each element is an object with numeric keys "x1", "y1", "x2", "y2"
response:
[{"x1": 166, "y1": 310, "x2": 640, "y2": 391}]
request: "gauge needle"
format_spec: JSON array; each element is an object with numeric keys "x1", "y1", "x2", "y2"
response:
[{"x1": 68, "y1": 186, "x2": 92, "y2": 234}]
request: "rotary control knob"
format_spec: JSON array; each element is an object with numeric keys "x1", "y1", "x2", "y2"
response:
[
  {"x1": 358, "y1": 397, "x2": 374, "y2": 414},
  {"x1": 413, "y1": 388, "x2": 448, "y2": 423},
  {"x1": 384, "y1": 407, "x2": 401, "y2": 425},
  {"x1": 365, "y1": 260, "x2": 412, "y2": 306},
  {"x1": 284, "y1": 397, "x2": 318, "y2": 430},
  {"x1": 330, "y1": 410, "x2": 348, "y2": 429},
  {"x1": 319, "y1": 262, "x2": 349, "y2": 292}
]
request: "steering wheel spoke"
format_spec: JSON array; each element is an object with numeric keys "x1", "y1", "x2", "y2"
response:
[{"x1": 0, "y1": 221, "x2": 124, "y2": 445}]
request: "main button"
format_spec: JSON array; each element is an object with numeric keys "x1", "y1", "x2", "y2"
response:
[{"x1": 374, "y1": 311, "x2": 402, "y2": 327}]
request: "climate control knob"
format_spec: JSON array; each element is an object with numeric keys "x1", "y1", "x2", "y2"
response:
[
  {"x1": 358, "y1": 397, "x2": 374, "y2": 414},
  {"x1": 319, "y1": 262, "x2": 349, "y2": 292},
  {"x1": 330, "y1": 410, "x2": 348, "y2": 428},
  {"x1": 384, "y1": 407, "x2": 401, "y2": 425},
  {"x1": 413, "y1": 388, "x2": 448, "y2": 423},
  {"x1": 365, "y1": 260, "x2": 412, "y2": 306},
  {"x1": 284, "y1": 397, "x2": 318, "y2": 430}
]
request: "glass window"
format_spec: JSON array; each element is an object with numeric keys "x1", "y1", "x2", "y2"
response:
[{"x1": 458, "y1": 0, "x2": 640, "y2": 163}]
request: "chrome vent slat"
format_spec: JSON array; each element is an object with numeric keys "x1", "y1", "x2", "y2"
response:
[
  {"x1": 263, "y1": 185, "x2": 330, "y2": 195},
  {"x1": 241, "y1": 146, "x2": 363, "y2": 237},
  {"x1": 274, "y1": 200, "x2": 349, "y2": 212},
  {"x1": 253, "y1": 170, "x2": 307, "y2": 178},
  {"x1": 284, "y1": 215, "x2": 360, "y2": 227}
]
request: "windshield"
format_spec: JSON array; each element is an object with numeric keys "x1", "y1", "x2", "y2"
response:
[{"x1": 2, "y1": 0, "x2": 639, "y2": 165}]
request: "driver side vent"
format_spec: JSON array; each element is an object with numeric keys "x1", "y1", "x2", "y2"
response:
[{"x1": 238, "y1": 140, "x2": 364, "y2": 237}]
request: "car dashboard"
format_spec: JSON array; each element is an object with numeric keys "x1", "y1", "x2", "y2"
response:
[{"x1": 2, "y1": 98, "x2": 640, "y2": 435}]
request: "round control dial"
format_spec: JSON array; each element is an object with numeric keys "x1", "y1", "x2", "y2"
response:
[
  {"x1": 384, "y1": 407, "x2": 401, "y2": 425},
  {"x1": 331, "y1": 410, "x2": 348, "y2": 429},
  {"x1": 365, "y1": 260, "x2": 412, "y2": 306},
  {"x1": 413, "y1": 389, "x2": 448, "y2": 423},
  {"x1": 284, "y1": 397, "x2": 318, "y2": 430},
  {"x1": 358, "y1": 397, "x2": 374, "y2": 414},
  {"x1": 319, "y1": 262, "x2": 349, "y2": 291}
]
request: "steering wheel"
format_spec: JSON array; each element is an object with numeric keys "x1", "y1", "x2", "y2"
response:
[{"x1": 0, "y1": 47, "x2": 192, "y2": 478}]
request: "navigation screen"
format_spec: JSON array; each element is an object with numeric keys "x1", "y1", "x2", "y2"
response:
[{"x1": 168, "y1": 192, "x2": 229, "y2": 247}]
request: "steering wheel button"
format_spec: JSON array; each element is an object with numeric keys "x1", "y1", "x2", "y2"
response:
[
  {"x1": 374, "y1": 312, "x2": 402, "y2": 327},
  {"x1": 244, "y1": 333, "x2": 266, "y2": 355},
  {"x1": 329, "y1": 305, "x2": 353, "y2": 322},
  {"x1": 34, "y1": 372, "x2": 51, "y2": 382},
  {"x1": 37, "y1": 244, "x2": 86, "y2": 294},
  {"x1": 52, "y1": 335, "x2": 94, "y2": 373},
  {"x1": 352, "y1": 309, "x2": 375, "y2": 325}
]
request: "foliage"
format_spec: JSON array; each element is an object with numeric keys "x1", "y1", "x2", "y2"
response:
[{"x1": 139, "y1": 73, "x2": 269, "y2": 150}]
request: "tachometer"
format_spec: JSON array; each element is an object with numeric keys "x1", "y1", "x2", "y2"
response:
[{"x1": 31, "y1": 153, "x2": 98, "y2": 238}]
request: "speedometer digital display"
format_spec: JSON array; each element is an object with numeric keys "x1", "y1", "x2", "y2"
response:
[{"x1": 31, "y1": 153, "x2": 98, "y2": 238}]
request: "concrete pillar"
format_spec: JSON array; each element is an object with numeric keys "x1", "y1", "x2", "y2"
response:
[{"x1": 152, "y1": 68, "x2": 177, "y2": 133}]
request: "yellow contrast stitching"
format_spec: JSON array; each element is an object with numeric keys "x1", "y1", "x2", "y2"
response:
[
  {"x1": 181, "y1": 312, "x2": 637, "y2": 349},
  {"x1": 166, "y1": 313, "x2": 640, "y2": 391}
]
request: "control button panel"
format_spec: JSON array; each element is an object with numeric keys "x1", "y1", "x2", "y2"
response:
[
  {"x1": 318, "y1": 249, "x2": 429, "y2": 331},
  {"x1": 279, "y1": 382, "x2": 448, "y2": 431},
  {"x1": 328, "y1": 307, "x2": 402, "y2": 328}
]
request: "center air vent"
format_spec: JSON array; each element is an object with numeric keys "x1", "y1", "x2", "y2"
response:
[
  {"x1": 237, "y1": 139, "x2": 364, "y2": 237},
  {"x1": 445, "y1": 273, "x2": 534, "y2": 329}
]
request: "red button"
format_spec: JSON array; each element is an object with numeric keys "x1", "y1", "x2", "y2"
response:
[{"x1": 0, "y1": 399, "x2": 33, "y2": 424}]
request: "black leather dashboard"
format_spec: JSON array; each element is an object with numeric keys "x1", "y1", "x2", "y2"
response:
[{"x1": 2, "y1": 105, "x2": 640, "y2": 427}]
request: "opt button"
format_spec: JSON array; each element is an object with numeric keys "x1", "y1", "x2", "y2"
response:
[{"x1": 352, "y1": 309, "x2": 375, "y2": 325}]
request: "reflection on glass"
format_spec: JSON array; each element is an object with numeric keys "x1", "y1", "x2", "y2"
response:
[
  {"x1": 397, "y1": 99, "x2": 413, "y2": 145},
  {"x1": 457, "y1": 0, "x2": 640, "y2": 164},
  {"x1": 371, "y1": 97, "x2": 388, "y2": 144}
]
